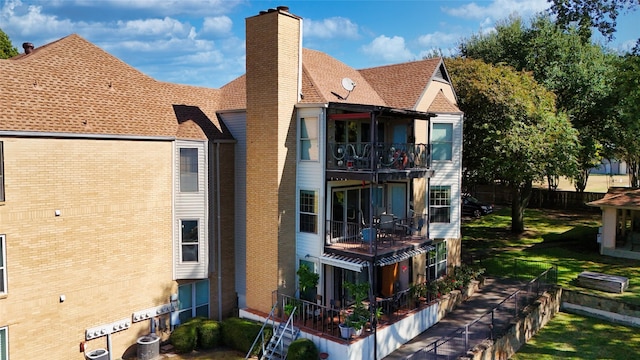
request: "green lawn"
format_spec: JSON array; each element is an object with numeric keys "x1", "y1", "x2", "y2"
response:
[
  {"x1": 463, "y1": 207, "x2": 640, "y2": 305},
  {"x1": 511, "y1": 312, "x2": 640, "y2": 360}
]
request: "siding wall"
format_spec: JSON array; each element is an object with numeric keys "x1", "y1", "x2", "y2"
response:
[
  {"x1": 429, "y1": 113, "x2": 463, "y2": 240},
  {"x1": 174, "y1": 139, "x2": 209, "y2": 279},
  {"x1": 0, "y1": 137, "x2": 175, "y2": 360},
  {"x1": 219, "y1": 111, "x2": 248, "y2": 308}
]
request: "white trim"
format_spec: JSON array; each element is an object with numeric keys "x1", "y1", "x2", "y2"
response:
[
  {"x1": 0, "y1": 235, "x2": 5, "y2": 295},
  {"x1": 319, "y1": 253, "x2": 368, "y2": 272},
  {"x1": 0, "y1": 326, "x2": 7, "y2": 360}
]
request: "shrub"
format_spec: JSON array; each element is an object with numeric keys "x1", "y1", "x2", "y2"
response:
[
  {"x1": 221, "y1": 317, "x2": 272, "y2": 355},
  {"x1": 286, "y1": 338, "x2": 319, "y2": 360},
  {"x1": 198, "y1": 319, "x2": 221, "y2": 349},
  {"x1": 169, "y1": 322, "x2": 198, "y2": 353}
]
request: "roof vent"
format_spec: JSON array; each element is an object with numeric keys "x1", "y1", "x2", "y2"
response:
[
  {"x1": 22, "y1": 42, "x2": 34, "y2": 54},
  {"x1": 277, "y1": 6, "x2": 289, "y2": 12}
]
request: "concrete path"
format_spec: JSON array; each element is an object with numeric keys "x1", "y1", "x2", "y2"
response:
[{"x1": 383, "y1": 277, "x2": 523, "y2": 359}]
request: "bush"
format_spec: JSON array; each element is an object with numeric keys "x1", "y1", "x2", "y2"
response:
[
  {"x1": 169, "y1": 322, "x2": 198, "y2": 353},
  {"x1": 198, "y1": 319, "x2": 221, "y2": 349},
  {"x1": 286, "y1": 338, "x2": 319, "y2": 360},
  {"x1": 222, "y1": 317, "x2": 272, "y2": 355}
]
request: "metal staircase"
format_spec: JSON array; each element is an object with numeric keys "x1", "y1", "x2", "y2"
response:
[{"x1": 246, "y1": 303, "x2": 300, "y2": 360}]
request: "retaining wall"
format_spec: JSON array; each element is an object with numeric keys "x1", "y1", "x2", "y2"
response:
[{"x1": 462, "y1": 286, "x2": 562, "y2": 360}]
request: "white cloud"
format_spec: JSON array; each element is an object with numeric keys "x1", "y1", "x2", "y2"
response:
[
  {"x1": 1, "y1": 1, "x2": 76, "y2": 38},
  {"x1": 115, "y1": 17, "x2": 193, "y2": 38},
  {"x1": 304, "y1": 17, "x2": 359, "y2": 39},
  {"x1": 63, "y1": 0, "x2": 243, "y2": 16},
  {"x1": 417, "y1": 31, "x2": 460, "y2": 47},
  {"x1": 201, "y1": 16, "x2": 232, "y2": 36},
  {"x1": 442, "y1": 0, "x2": 548, "y2": 20},
  {"x1": 361, "y1": 35, "x2": 413, "y2": 63}
]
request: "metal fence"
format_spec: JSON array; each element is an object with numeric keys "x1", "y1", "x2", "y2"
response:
[{"x1": 407, "y1": 261, "x2": 557, "y2": 360}]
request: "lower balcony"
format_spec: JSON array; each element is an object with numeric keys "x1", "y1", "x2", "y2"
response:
[{"x1": 325, "y1": 215, "x2": 429, "y2": 258}]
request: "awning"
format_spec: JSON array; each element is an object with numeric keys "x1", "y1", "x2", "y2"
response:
[
  {"x1": 375, "y1": 244, "x2": 435, "y2": 267},
  {"x1": 319, "y1": 253, "x2": 369, "y2": 272}
]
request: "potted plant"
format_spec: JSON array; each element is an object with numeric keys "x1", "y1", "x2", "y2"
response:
[
  {"x1": 297, "y1": 264, "x2": 320, "y2": 301},
  {"x1": 342, "y1": 281, "x2": 371, "y2": 338}
]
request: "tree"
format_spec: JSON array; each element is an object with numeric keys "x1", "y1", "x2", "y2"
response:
[
  {"x1": 0, "y1": 28, "x2": 18, "y2": 59},
  {"x1": 447, "y1": 58, "x2": 578, "y2": 232},
  {"x1": 609, "y1": 54, "x2": 640, "y2": 186},
  {"x1": 460, "y1": 15, "x2": 617, "y2": 192},
  {"x1": 548, "y1": 0, "x2": 639, "y2": 47}
]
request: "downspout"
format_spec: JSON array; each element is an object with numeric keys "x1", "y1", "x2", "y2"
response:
[{"x1": 216, "y1": 142, "x2": 223, "y2": 321}]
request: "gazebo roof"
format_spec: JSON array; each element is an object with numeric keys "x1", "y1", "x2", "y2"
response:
[{"x1": 586, "y1": 187, "x2": 640, "y2": 209}]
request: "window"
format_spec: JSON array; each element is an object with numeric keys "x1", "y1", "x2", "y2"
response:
[
  {"x1": 300, "y1": 117, "x2": 318, "y2": 161},
  {"x1": 179, "y1": 148, "x2": 198, "y2": 192},
  {"x1": 430, "y1": 186, "x2": 451, "y2": 223},
  {"x1": 0, "y1": 326, "x2": 6, "y2": 360},
  {"x1": 0, "y1": 141, "x2": 4, "y2": 202},
  {"x1": 432, "y1": 123, "x2": 453, "y2": 161},
  {"x1": 181, "y1": 220, "x2": 198, "y2": 262},
  {"x1": 299, "y1": 190, "x2": 318, "y2": 233},
  {"x1": 427, "y1": 241, "x2": 447, "y2": 281},
  {"x1": 0, "y1": 235, "x2": 5, "y2": 295},
  {"x1": 177, "y1": 280, "x2": 209, "y2": 324}
]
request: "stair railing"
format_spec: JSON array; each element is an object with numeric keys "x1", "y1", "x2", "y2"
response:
[
  {"x1": 262, "y1": 306, "x2": 298, "y2": 360},
  {"x1": 245, "y1": 303, "x2": 278, "y2": 359}
]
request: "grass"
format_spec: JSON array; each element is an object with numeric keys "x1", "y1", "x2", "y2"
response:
[
  {"x1": 511, "y1": 312, "x2": 640, "y2": 360},
  {"x1": 463, "y1": 207, "x2": 640, "y2": 305},
  {"x1": 155, "y1": 347, "x2": 246, "y2": 360}
]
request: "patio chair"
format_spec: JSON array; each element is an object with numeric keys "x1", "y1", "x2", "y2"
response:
[{"x1": 379, "y1": 213, "x2": 396, "y2": 244}]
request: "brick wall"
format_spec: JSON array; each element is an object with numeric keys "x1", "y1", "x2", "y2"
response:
[
  {"x1": 0, "y1": 137, "x2": 176, "y2": 359},
  {"x1": 245, "y1": 8, "x2": 301, "y2": 312}
]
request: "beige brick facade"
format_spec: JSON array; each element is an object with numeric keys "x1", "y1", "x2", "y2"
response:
[
  {"x1": 0, "y1": 137, "x2": 176, "y2": 359},
  {"x1": 245, "y1": 9, "x2": 301, "y2": 313}
]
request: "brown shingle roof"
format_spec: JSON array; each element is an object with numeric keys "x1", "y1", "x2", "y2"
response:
[
  {"x1": 359, "y1": 58, "x2": 442, "y2": 110},
  {"x1": 429, "y1": 89, "x2": 461, "y2": 113},
  {"x1": 1, "y1": 34, "x2": 232, "y2": 141},
  {"x1": 587, "y1": 187, "x2": 640, "y2": 208}
]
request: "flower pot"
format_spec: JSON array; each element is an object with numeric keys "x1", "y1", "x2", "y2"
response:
[
  {"x1": 338, "y1": 323, "x2": 351, "y2": 339},
  {"x1": 351, "y1": 327, "x2": 363, "y2": 337}
]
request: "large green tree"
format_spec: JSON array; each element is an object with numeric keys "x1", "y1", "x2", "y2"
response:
[
  {"x1": 609, "y1": 54, "x2": 640, "y2": 185},
  {"x1": 447, "y1": 58, "x2": 578, "y2": 232},
  {"x1": 0, "y1": 28, "x2": 18, "y2": 59},
  {"x1": 460, "y1": 15, "x2": 616, "y2": 192},
  {"x1": 548, "y1": 0, "x2": 639, "y2": 49}
]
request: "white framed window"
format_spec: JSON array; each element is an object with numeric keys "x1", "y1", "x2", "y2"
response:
[
  {"x1": 432, "y1": 123, "x2": 453, "y2": 161},
  {"x1": 300, "y1": 117, "x2": 318, "y2": 161},
  {"x1": 177, "y1": 280, "x2": 209, "y2": 324},
  {"x1": 430, "y1": 186, "x2": 451, "y2": 223},
  {"x1": 427, "y1": 241, "x2": 447, "y2": 281},
  {"x1": 179, "y1": 148, "x2": 199, "y2": 192},
  {"x1": 0, "y1": 235, "x2": 5, "y2": 295},
  {"x1": 180, "y1": 220, "x2": 198, "y2": 262},
  {"x1": 0, "y1": 141, "x2": 4, "y2": 202},
  {"x1": 0, "y1": 326, "x2": 7, "y2": 360},
  {"x1": 299, "y1": 190, "x2": 318, "y2": 233}
]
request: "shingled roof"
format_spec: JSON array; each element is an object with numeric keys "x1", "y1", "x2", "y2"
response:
[
  {"x1": 1, "y1": 34, "x2": 233, "y2": 141},
  {"x1": 587, "y1": 187, "x2": 640, "y2": 209},
  {"x1": 217, "y1": 49, "x2": 459, "y2": 113}
]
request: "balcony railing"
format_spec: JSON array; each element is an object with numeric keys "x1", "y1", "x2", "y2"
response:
[
  {"x1": 327, "y1": 142, "x2": 430, "y2": 171},
  {"x1": 326, "y1": 214, "x2": 427, "y2": 254}
]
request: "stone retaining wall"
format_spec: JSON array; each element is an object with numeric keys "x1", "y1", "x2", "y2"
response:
[
  {"x1": 462, "y1": 286, "x2": 562, "y2": 360},
  {"x1": 561, "y1": 289, "x2": 640, "y2": 327}
]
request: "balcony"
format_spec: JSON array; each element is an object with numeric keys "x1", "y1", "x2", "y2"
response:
[{"x1": 325, "y1": 214, "x2": 429, "y2": 259}]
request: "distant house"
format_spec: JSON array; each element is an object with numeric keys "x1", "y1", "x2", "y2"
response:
[
  {"x1": 0, "y1": 6, "x2": 464, "y2": 360},
  {"x1": 587, "y1": 187, "x2": 640, "y2": 261}
]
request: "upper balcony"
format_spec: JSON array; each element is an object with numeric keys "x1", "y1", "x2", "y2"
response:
[
  {"x1": 327, "y1": 141, "x2": 432, "y2": 181},
  {"x1": 325, "y1": 103, "x2": 435, "y2": 182}
]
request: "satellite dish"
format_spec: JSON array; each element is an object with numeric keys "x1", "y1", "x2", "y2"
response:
[{"x1": 341, "y1": 77, "x2": 356, "y2": 92}]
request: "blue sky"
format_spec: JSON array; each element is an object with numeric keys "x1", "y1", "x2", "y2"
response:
[{"x1": 1, "y1": 0, "x2": 638, "y2": 88}]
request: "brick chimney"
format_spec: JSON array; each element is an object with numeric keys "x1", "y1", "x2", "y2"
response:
[{"x1": 245, "y1": 6, "x2": 302, "y2": 313}]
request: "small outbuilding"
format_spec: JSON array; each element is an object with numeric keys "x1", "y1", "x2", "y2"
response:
[{"x1": 587, "y1": 187, "x2": 640, "y2": 260}]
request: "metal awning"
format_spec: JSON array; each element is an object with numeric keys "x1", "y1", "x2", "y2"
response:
[
  {"x1": 319, "y1": 253, "x2": 369, "y2": 272},
  {"x1": 375, "y1": 244, "x2": 435, "y2": 267}
]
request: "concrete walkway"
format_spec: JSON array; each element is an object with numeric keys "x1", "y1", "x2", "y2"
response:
[{"x1": 383, "y1": 277, "x2": 523, "y2": 359}]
